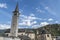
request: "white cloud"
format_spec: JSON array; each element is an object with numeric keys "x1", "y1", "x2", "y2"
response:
[
  {"x1": 20, "y1": 14, "x2": 43, "y2": 21},
  {"x1": 0, "y1": 3, "x2": 7, "y2": 8},
  {"x1": 19, "y1": 14, "x2": 39, "y2": 27},
  {"x1": 30, "y1": 13, "x2": 35, "y2": 17},
  {"x1": 32, "y1": 24, "x2": 40, "y2": 29},
  {"x1": 19, "y1": 9, "x2": 23, "y2": 13},
  {"x1": 48, "y1": 18, "x2": 53, "y2": 21},
  {"x1": 36, "y1": 8, "x2": 45, "y2": 13},
  {"x1": 55, "y1": 21, "x2": 59, "y2": 23},
  {"x1": 31, "y1": 21, "x2": 37, "y2": 24},
  {"x1": 26, "y1": 20, "x2": 31, "y2": 26},
  {"x1": 40, "y1": 22, "x2": 49, "y2": 27},
  {"x1": 19, "y1": 20, "x2": 31, "y2": 26},
  {"x1": 19, "y1": 14, "x2": 51, "y2": 28},
  {"x1": 32, "y1": 20, "x2": 50, "y2": 28},
  {"x1": 20, "y1": 14, "x2": 42, "y2": 21},
  {"x1": 45, "y1": 7, "x2": 49, "y2": 10},
  {"x1": 19, "y1": 22, "x2": 26, "y2": 25},
  {"x1": 19, "y1": 14, "x2": 52, "y2": 28},
  {"x1": 0, "y1": 24, "x2": 10, "y2": 29},
  {"x1": 19, "y1": 19, "x2": 37, "y2": 26}
]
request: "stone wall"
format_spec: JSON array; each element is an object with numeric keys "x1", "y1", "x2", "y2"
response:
[
  {"x1": 0, "y1": 37, "x2": 20, "y2": 40},
  {"x1": 0, "y1": 37, "x2": 3, "y2": 40}
]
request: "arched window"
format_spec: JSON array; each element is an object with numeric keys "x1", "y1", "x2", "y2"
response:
[{"x1": 47, "y1": 35, "x2": 49, "y2": 37}]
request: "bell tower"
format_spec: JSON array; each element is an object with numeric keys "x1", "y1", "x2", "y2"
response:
[{"x1": 10, "y1": 2, "x2": 20, "y2": 37}]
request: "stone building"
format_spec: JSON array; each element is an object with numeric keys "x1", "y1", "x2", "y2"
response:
[
  {"x1": 5, "y1": 29, "x2": 36, "y2": 40},
  {"x1": 37, "y1": 28, "x2": 52, "y2": 40},
  {"x1": 4, "y1": 28, "x2": 53, "y2": 40},
  {"x1": 10, "y1": 2, "x2": 20, "y2": 37}
]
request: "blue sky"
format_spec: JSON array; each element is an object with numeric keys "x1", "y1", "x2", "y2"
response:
[{"x1": 0, "y1": 0, "x2": 60, "y2": 29}]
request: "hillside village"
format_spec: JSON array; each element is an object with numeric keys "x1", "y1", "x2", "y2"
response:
[
  {"x1": 0, "y1": 24, "x2": 60, "y2": 40},
  {"x1": 0, "y1": 0, "x2": 60, "y2": 40}
]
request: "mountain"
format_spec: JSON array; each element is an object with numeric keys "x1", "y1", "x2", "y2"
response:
[
  {"x1": 37, "y1": 24, "x2": 60, "y2": 36},
  {"x1": 0, "y1": 30, "x2": 6, "y2": 36}
]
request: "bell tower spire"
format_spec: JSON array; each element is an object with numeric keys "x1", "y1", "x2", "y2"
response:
[
  {"x1": 15, "y1": 2, "x2": 19, "y2": 12},
  {"x1": 10, "y1": 2, "x2": 20, "y2": 37}
]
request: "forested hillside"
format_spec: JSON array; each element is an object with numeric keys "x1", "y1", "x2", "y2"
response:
[{"x1": 40, "y1": 24, "x2": 60, "y2": 36}]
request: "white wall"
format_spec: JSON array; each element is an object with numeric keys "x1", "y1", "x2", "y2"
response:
[
  {"x1": 0, "y1": 37, "x2": 20, "y2": 40},
  {"x1": 0, "y1": 37, "x2": 3, "y2": 40},
  {"x1": 5, "y1": 32, "x2": 35, "y2": 40},
  {"x1": 45, "y1": 34, "x2": 52, "y2": 40}
]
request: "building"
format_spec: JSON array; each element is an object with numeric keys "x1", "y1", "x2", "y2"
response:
[
  {"x1": 53, "y1": 36, "x2": 60, "y2": 40},
  {"x1": 37, "y1": 28, "x2": 52, "y2": 40},
  {"x1": 10, "y1": 2, "x2": 20, "y2": 37},
  {"x1": 52, "y1": 36, "x2": 57, "y2": 40},
  {"x1": 5, "y1": 29, "x2": 36, "y2": 40}
]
